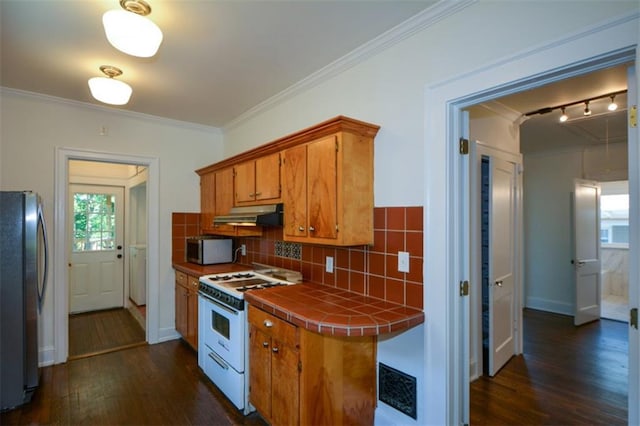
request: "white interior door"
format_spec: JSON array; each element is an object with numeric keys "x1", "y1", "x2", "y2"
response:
[
  {"x1": 69, "y1": 184, "x2": 125, "y2": 313},
  {"x1": 573, "y1": 179, "x2": 601, "y2": 326},
  {"x1": 487, "y1": 155, "x2": 517, "y2": 376}
]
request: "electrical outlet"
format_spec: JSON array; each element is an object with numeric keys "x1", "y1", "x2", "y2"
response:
[
  {"x1": 240, "y1": 244, "x2": 246, "y2": 256},
  {"x1": 398, "y1": 251, "x2": 410, "y2": 273},
  {"x1": 326, "y1": 256, "x2": 334, "y2": 273}
]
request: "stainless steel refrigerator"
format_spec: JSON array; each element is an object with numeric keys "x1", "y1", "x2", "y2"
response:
[{"x1": 1, "y1": 191, "x2": 49, "y2": 411}]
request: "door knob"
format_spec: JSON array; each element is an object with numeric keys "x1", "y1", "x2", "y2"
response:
[
  {"x1": 117, "y1": 245, "x2": 122, "y2": 250},
  {"x1": 117, "y1": 254, "x2": 123, "y2": 259},
  {"x1": 495, "y1": 280, "x2": 503, "y2": 287}
]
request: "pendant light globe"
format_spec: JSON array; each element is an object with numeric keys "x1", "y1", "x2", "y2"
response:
[
  {"x1": 88, "y1": 65, "x2": 133, "y2": 105},
  {"x1": 103, "y1": 1, "x2": 162, "y2": 58}
]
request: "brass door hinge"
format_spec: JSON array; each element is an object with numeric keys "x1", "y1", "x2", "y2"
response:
[
  {"x1": 459, "y1": 138, "x2": 469, "y2": 155},
  {"x1": 459, "y1": 280, "x2": 469, "y2": 296},
  {"x1": 631, "y1": 308, "x2": 638, "y2": 329},
  {"x1": 630, "y1": 105, "x2": 637, "y2": 128}
]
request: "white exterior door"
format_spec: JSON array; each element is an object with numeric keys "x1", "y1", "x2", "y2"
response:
[
  {"x1": 69, "y1": 185, "x2": 125, "y2": 313},
  {"x1": 487, "y1": 156, "x2": 517, "y2": 376},
  {"x1": 573, "y1": 179, "x2": 602, "y2": 326}
]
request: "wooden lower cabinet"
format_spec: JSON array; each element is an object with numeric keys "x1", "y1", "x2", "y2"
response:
[
  {"x1": 248, "y1": 305, "x2": 376, "y2": 425},
  {"x1": 175, "y1": 271, "x2": 198, "y2": 350}
]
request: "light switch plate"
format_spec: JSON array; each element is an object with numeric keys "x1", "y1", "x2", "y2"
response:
[
  {"x1": 398, "y1": 251, "x2": 410, "y2": 273},
  {"x1": 326, "y1": 256, "x2": 334, "y2": 273}
]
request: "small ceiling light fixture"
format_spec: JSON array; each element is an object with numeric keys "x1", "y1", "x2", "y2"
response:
[
  {"x1": 608, "y1": 95, "x2": 618, "y2": 111},
  {"x1": 88, "y1": 65, "x2": 133, "y2": 105},
  {"x1": 583, "y1": 101, "x2": 592, "y2": 116},
  {"x1": 559, "y1": 107, "x2": 568, "y2": 123},
  {"x1": 103, "y1": 0, "x2": 163, "y2": 58}
]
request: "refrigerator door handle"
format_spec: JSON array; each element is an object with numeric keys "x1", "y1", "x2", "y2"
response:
[{"x1": 37, "y1": 202, "x2": 49, "y2": 313}]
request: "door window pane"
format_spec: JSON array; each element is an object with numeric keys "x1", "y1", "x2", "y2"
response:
[{"x1": 73, "y1": 193, "x2": 116, "y2": 251}]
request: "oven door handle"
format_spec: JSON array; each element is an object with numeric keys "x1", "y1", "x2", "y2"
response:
[
  {"x1": 198, "y1": 292, "x2": 239, "y2": 315},
  {"x1": 207, "y1": 348, "x2": 230, "y2": 370}
]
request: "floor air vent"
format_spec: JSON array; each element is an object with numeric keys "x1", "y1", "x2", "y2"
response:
[{"x1": 378, "y1": 363, "x2": 417, "y2": 419}]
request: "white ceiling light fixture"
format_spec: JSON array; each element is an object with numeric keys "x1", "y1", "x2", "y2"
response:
[
  {"x1": 524, "y1": 89, "x2": 626, "y2": 123},
  {"x1": 88, "y1": 65, "x2": 133, "y2": 105},
  {"x1": 103, "y1": 0, "x2": 163, "y2": 58},
  {"x1": 608, "y1": 95, "x2": 618, "y2": 111},
  {"x1": 559, "y1": 107, "x2": 568, "y2": 123}
]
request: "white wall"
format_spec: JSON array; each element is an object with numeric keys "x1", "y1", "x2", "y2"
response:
[
  {"x1": 220, "y1": 2, "x2": 638, "y2": 424},
  {"x1": 0, "y1": 90, "x2": 223, "y2": 363},
  {"x1": 524, "y1": 142, "x2": 628, "y2": 314}
]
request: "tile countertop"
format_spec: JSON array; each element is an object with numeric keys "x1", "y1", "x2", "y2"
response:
[
  {"x1": 244, "y1": 283, "x2": 425, "y2": 337},
  {"x1": 172, "y1": 261, "x2": 251, "y2": 276}
]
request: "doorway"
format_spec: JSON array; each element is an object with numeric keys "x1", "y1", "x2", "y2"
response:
[
  {"x1": 466, "y1": 65, "x2": 632, "y2": 420},
  {"x1": 54, "y1": 148, "x2": 160, "y2": 364},
  {"x1": 66, "y1": 161, "x2": 148, "y2": 359}
]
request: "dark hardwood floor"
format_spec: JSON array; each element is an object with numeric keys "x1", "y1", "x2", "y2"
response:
[
  {"x1": 1, "y1": 340, "x2": 266, "y2": 425},
  {"x1": 68, "y1": 308, "x2": 146, "y2": 359},
  {"x1": 471, "y1": 308, "x2": 628, "y2": 425}
]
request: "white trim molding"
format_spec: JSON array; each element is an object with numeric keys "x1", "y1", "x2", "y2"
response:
[{"x1": 53, "y1": 147, "x2": 161, "y2": 364}]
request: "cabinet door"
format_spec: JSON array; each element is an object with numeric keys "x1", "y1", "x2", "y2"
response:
[
  {"x1": 249, "y1": 325, "x2": 272, "y2": 419},
  {"x1": 307, "y1": 135, "x2": 338, "y2": 240},
  {"x1": 200, "y1": 172, "x2": 216, "y2": 232},
  {"x1": 283, "y1": 144, "x2": 308, "y2": 238},
  {"x1": 187, "y1": 276, "x2": 199, "y2": 349},
  {"x1": 234, "y1": 161, "x2": 256, "y2": 204},
  {"x1": 255, "y1": 152, "x2": 281, "y2": 202},
  {"x1": 271, "y1": 340, "x2": 300, "y2": 426},
  {"x1": 214, "y1": 168, "x2": 236, "y2": 234},
  {"x1": 175, "y1": 283, "x2": 188, "y2": 338}
]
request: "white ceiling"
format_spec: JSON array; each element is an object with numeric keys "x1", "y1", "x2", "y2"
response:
[
  {"x1": 1, "y1": 0, "x2": 630, "y2": 149},
  {"x1": 0, "y1": 0, "x2": 437, "y2": 128}
]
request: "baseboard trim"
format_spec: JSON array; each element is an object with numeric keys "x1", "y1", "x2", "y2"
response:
[{"x1": 525, "y1": 297, "x2": 572, "y2": 316}]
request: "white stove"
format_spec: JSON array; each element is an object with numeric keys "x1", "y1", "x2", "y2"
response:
[
  {"x1": 197, "y1": 266, "x2": 301, "y2": 414},
  {"x1": 198, "y1": 270, "x2": 295, "y2": 310}
]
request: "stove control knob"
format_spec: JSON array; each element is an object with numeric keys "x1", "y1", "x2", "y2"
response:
[{"x1": 263, "y1": 320, "x2": 273, "y2": 328}]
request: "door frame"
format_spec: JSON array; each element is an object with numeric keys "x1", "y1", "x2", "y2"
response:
[
  {"x1": 422, "y1": 24, "x2": 638, "y2": 425},
  {"x1": 54, "y1": 148, "x2": 160, "y2": 363}
]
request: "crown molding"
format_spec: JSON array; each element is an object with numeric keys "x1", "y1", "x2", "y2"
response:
[
  {"x1": 0, "y1": 86, "x2": 223, "y2": 135},
  {"x1": 223, "y1": 0, "x2": 477, "y2": 132}
]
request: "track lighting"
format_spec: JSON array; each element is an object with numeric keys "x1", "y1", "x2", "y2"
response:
[
  {"x1": 559, "y1": 107, "x2": 568, "y2": 123},
  {"x1": 524, "y1": 89, "x2": 625, "y2": 123}
]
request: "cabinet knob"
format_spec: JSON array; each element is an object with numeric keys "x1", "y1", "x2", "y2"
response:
[
  {"x1": 262, "y1": 342, "x2": 269, "y2": 348},
  {"x1": 255, "y1": 192, "x2": 262, "y2": 197},
  {"x1": 264, "y1": 319, "x2": 273, "y2": 328},
  {"x1": 309, "y1": 226, "x2": 315, "y2": 232},
  {"x1": 298, "y1": 226, "x2": 305, "y2": 232},
  {"x1": 272, "y1": 347, "x2": 279, "y2": 353},
  {"x1": 249, "y1": 193, "x2": 255, "y2": 197}
]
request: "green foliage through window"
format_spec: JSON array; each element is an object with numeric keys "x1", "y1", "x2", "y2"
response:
[{"x1": 73, "y1": 193, "x2": 116, "y2": 251}]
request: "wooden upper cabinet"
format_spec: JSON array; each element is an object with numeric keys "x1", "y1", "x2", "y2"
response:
[
  {"x1": 196, "y1": 116, "x2": 379, "y2": 244},
  {"x1": 200, "y1": 171, "x2": 216, "y2": 234},
  {"x1": 283, "y1": 131, "x2": 373, "y2": 246},
  {"x1": 234, "y1": 152, "x2": 281, "y2": 206}
]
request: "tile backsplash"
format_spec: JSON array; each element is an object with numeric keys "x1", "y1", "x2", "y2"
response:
[
  {"x1": 171, "y1": 207, "x2": 423, "y2": 309},
  {"x1": 171, "y1": 212, "x2": 201, "y2": 263}
]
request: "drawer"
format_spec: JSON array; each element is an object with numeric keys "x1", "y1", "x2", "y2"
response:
[
  {"x1": 248, "y1": 305, "x2": 298, "y2": 349},
  {"x1": 176, "y1": 270, "x2": 187, "y2": 286},
  {"x1": 188, "y1": 275, "x2": 200, "y2": 292}
]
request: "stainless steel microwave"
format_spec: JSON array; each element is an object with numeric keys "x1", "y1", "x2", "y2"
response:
[{"x1": 186, "y1": 237, "x2": 232, "y2": 265}]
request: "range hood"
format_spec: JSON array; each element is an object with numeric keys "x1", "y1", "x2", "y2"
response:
[{"x1": 213, "y1": 203, "x2": 283, "y2": 227}]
